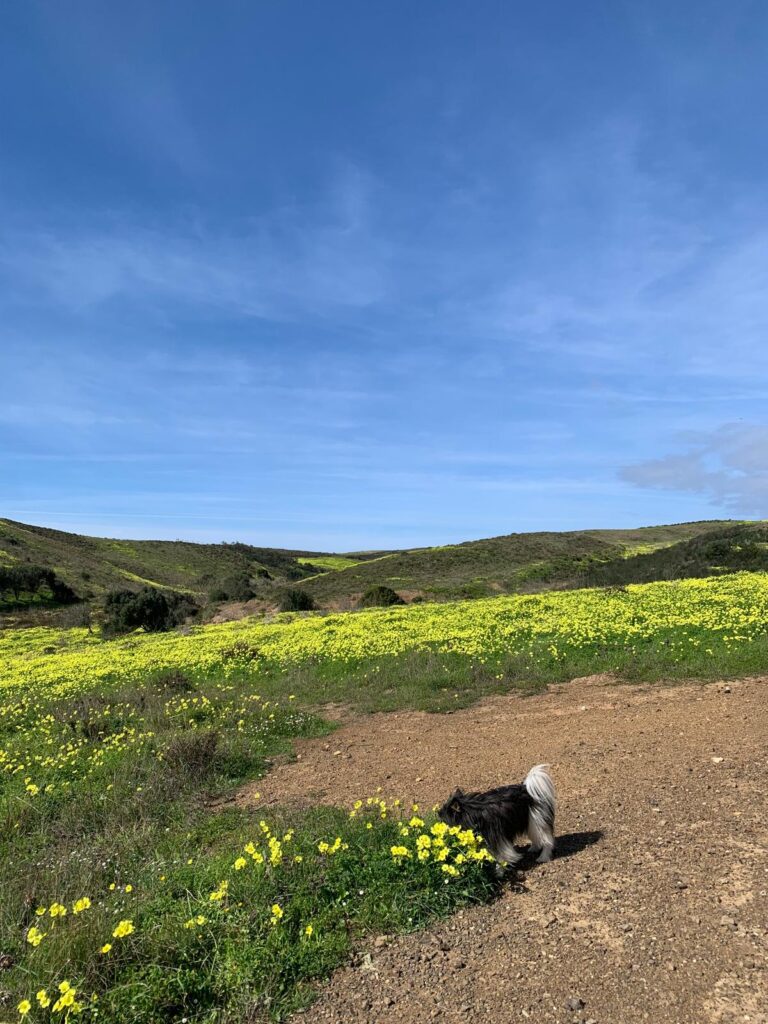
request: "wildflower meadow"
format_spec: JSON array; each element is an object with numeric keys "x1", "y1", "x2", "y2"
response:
[{"x1": 2, "y1": 572, "x2": 768, "y2": 1020}]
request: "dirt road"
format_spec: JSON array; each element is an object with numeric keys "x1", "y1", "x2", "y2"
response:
[{"x1": 239, "y1": 676, "x2": 768, "y2": 1024}]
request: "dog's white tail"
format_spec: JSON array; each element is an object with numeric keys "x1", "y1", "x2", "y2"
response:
[{"x1": 524, "y1": 764, "x2": 556, "y2": 863}]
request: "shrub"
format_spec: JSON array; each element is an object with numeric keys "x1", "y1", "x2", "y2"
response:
[
  {"x1": 102, "y1": 588, "x2": 198, "y2": 637},
  {"x1": 209, "y1": 569, "x2": 271, "y2": 604},
  {"x1": 0, "y1": 564, "x2": 78, "y2": 606},
  {"x1": 358, "y1": 585, "x2": 405, "y2": 608},
  {"x1": 162, "y1": 730, "x2": 219, "y2": 782},
  {"x1": 278, "y1": 589, "x2": 315, "y2": 612}
]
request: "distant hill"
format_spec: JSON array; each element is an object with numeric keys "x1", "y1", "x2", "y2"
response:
[
  {"x1": 1, "y1": 517, "x2": 756, "y2": 617},
  {"x1": 581, "y1": 522, "x2": 768, "y2": 587},
  {"x1": 300, "y1": 520, "x2": 740, "y2": 604},
  {"x1": 0, "y1": 518, "x2": 331, "y2": 603}
]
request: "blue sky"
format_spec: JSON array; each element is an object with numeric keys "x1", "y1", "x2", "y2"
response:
[{"x1": 2, "y1": 1, "x2": 768, "y2": 550}]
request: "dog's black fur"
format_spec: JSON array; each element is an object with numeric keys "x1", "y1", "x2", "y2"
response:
[{"x1": 438, "y1": 765, "x2": 556, "y2": 867}]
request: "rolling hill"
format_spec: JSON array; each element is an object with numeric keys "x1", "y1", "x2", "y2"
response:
[
  {"x1": 1, "y1": 516, "x2": 752, "y2": 617},
  {"x1": 0, "y1": 518, "x2": 329, "y2": 602},
  {"x1": 299, "y1": 520, "x2": 741, "y2": 603}
]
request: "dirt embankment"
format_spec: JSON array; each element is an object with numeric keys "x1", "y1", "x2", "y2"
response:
[{"x1": 234, "y1": 676, "x2": 768, "y2": 1024}]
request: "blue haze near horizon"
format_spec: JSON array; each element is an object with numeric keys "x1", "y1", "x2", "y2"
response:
[{"x1": 2, "y1": 1, "x2": 768, "y2": 550}]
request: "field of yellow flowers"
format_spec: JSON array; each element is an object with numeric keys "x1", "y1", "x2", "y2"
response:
[
  {"x1": 3, "y1": 571, "x2": 768, "y2": 711},
  {"x1": 2, "y1": 572, "x2": 768, "y2": 1021}
]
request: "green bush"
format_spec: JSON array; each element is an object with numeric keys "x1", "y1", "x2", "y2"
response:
[
  {"x1": 358, "y1": 585, "x2": 405, "y2": 608},
  {"x1": 0, "y1": 564, "x2": 78, "y2": 607},
  {"x1": 278, "y1": 589, "x2": 315, "y2": 612},
  {"x1": 102, "y1": 588, "x2": 197, "y2": 637}
]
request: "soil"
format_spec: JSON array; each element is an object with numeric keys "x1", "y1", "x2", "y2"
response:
[{"x1": 235, "y1": 676, "x2": 768, "y2": 1024}]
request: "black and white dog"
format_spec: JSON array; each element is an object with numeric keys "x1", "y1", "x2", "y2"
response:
[{"x1": 438, "y1": 764, "x2": 556, "y2": 867}]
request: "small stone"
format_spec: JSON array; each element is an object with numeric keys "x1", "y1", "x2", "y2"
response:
[
  {"x1": 374, "y1": 936, "x2": 389, "y2": 948},
  {"x1": 711, "y1": 757, "x2": 724, "y2": 764},
  {"x1": 566, "y1": 997, "x2": 586, "y2": 1012}
]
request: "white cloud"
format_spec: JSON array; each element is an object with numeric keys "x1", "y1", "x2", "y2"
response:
[{"x1": 621, "y1": 422, "x2": 768, "y2": 515}]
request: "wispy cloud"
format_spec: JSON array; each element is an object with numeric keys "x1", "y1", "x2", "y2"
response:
[
  {"x1": 621, "y1": 422, "x2": 768, "y2": 515},
  {"x1": 0, "y1": 165, "x2": 388, "y2": 320}
]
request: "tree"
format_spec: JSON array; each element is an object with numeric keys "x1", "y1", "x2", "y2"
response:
[
  {"x1": 358, "y1": 585, "x2": 405, "y2": 608},
  {"x1": 0, "y1": 565, "x2": 77, "y2": 606},
  {"x1": 277, "y1": 589, "x2": 315, "y2": 612},
  {"x1": 102, "y1": 588, "x2": 197, "y2": 637}
]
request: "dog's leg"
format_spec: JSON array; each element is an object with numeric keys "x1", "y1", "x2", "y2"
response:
[
  {"x1": 493, "y1": 838, "x2": 522, "y2": 868},
  {"x1": 527, "y1": 815, "x2": 555, "y2": 862},
  {"x1": 528, "y1": 811, "x2": 557, "y2": 860}
]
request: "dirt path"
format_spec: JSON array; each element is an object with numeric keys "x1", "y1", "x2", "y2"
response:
[{"x1": 238, "y1": 677, "x2": 768, "y2": 1024}]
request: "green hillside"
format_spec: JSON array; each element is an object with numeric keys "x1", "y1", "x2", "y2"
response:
[
  {"x1": 582, "y1": 522, "x2": 768, "y2": 586},
  {"x1": 0, "y1": 519, "x2": 326, "y2": 602},
  {"x1": 0, "y1": 517, "x2": 750, "y2": 614},
  {"x1": 300, "y1": 520, "x2": 738, "y2": 603}
]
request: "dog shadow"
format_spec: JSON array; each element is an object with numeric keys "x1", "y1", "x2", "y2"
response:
[
  {"x1": 502, "y1": 831, "x2": 603, "y2": 889},
  {"x1": 552, "y1": 829, "x2": 604, "y2": 859},
  {"x1": 514, "y1": 829, "x2": 604, "y2": 871}
]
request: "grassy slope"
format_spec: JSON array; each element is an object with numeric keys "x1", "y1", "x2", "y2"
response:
[
  {"x1": 0, "y1": 519, "x2": 330, "y2": 600},
  {"x1": 583, "y1": 521, "x2": 768, "y2": 585},
  {"x1": 301, "y1": 521, "x2": 737, "y2": 602},
  {"x1": 0, "y1": 518, "x2": 747, "y2": 610}
]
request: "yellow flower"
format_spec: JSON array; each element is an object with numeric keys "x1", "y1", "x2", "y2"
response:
[
  {"x1": 390, "y1": 845, "x2": 411, "y2": 858},
  {"x1": 52, "y1": 987, "x2": 76, "y2": 1013},
  {"x1": 49, "y1": 901, "x2": 67, "y2": 917},
  {"x1": 209, "y1": 880, "x2": 229, "y2": 901},
  {"x1": 304, "y1": 923, "x2": 314, "y2": 937},
  {"x1": 270, "y1": 903, "x2": 284, "y2": 925},
  {"x1": 36, "y1": 990, "x2": 51, "y2": 1008},
  {"x1": 18, "y1": 999, "x2": 31, "y2": 1016},
  {"x1": 112, "y1": 919, "x2": 134, "y2": 938},
  {"x1": 26, "y1": 926, "x2": 45, "y2": 946},
  {"x1": 233, "y1": 857, "x2": 247, "y2": 870},
  {"x1": 125, "y1": 884, "x2": 133, "y2": 892},
  {"x1": 100, "y1": 943, "x2": 112, "y2": 954},
  {"x1": 73, "y1": 896, "x2": 91, "y2": 913}
]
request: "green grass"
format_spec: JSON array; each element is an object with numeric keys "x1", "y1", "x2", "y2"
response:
[
  {"x1": 296, "y1": 556, "x2": 362, "y2": 572},
  {"x1": 1, "y1": 664, "x2": 497, "y2": 1022},
  {"x1": 221, "y1": 625, "x2": 768, "y2": 716}
]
